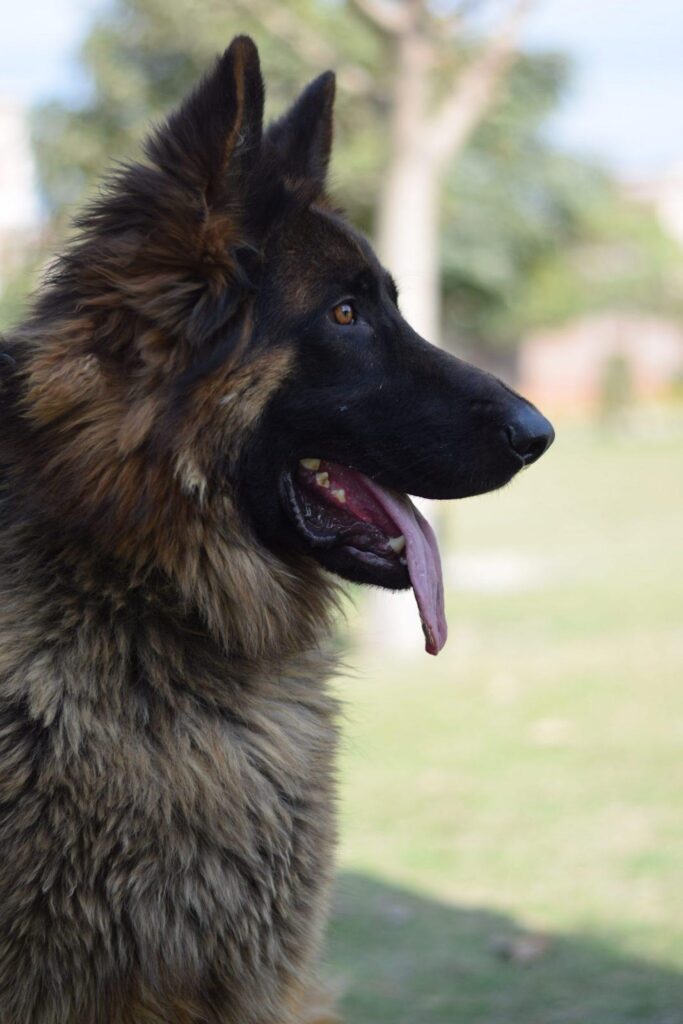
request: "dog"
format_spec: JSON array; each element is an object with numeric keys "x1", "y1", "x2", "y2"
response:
[{"x1": 0, "y1": 36, "x2": 553, "y2": 1023}]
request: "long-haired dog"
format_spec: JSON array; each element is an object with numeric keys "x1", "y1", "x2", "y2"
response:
[{"x1": 0, "y1": 36, "x2": 553, "y2": 1023}]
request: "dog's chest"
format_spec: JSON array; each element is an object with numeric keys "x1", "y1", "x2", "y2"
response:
[
  {"x1": 18, "y1": 659, "x2": 340, "y2": 981},
  {"x1": 1, "y1": 649, "x2": 340, "y2": 1015},
  {"x1": 106, "y1": 676, "x2": 340, "y2": 969}
]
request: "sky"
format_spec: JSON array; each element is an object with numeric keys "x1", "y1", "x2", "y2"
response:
[{"x1": 0, "y1": 0, "x2": 681, "y2": 180}]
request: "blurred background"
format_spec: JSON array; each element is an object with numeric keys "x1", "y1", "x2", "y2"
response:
[{"x1": 1, "y1": 1, "x2": 682, "y2": 1019}]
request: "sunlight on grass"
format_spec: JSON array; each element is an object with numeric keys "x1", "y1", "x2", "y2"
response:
[{"x1": 329, "y1": 424, "x2": 683, "y2": 1023}]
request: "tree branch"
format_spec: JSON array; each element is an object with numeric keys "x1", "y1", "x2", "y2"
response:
[
  {"x1": 347, "y1": 0, "x2": 415, "y2": 36},
  {"x1": 433, "y1": 0, "x2": 494, "y2": 38},
  {"x1": 219, "y1": 0, "x2": 374, "y2": 95},
  {"x1": 426, "y1": 0, "x2": 535, "y2": 167}
]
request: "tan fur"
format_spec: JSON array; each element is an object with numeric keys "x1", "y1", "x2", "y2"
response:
[
  {"x1": 1, "y1": 227, "x2": 342, "y2": 1021},
  {"x1": 0, "y1": 38, "x2": 351, "y2": 1023},
  {"x1": 0, "y1": 512, "x2": 340, "y2": 1022},
  {"x1": 1, "y1": 258, "x2": 341, "y2": 1024}
]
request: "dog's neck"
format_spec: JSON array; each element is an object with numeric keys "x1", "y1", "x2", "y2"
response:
[
  {"x1": 0, "y1": 345, "x2": 338, "y2": 675},
  {"x1": 0, "y1": 474, "x2": 338, "y2": 703},
  {"x1": 165, "y1": 510, "x2": 339, "y2": 662}
]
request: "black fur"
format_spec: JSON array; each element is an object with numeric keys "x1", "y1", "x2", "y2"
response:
[{"x1": 0, "y1": 36, "x2": 553, "y2": 1023}]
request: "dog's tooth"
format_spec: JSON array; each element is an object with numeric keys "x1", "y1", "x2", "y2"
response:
[
  {"x1": 389, "y1": 535, "x2": 406, "y2": 553},
  {"x1": 315, "y1": 471, "x2": 330, "y2": 488},
  {"x1": 331, "y1": 488, "x2": 346, "y2": 503},
  {"x1": 300, "y1": 458, "x2": 321, "y2": 471}
]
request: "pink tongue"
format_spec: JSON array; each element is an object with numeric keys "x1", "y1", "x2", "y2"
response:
[{"x1": 360, "y1": 478, "x2": 447, "y2": 656}]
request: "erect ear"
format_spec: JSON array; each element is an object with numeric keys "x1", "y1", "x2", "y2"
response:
[
  {"x1": 265, "y1": 71, "x2": 336, "y2": 190},
  {"x1": 80, "y1": 40, "x2": 265, "y2": 356},
  {"x1": 147, "y1": 35, "x2": 264, "y2": 202}
]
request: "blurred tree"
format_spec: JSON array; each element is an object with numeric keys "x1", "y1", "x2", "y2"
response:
[
  {"x1": 32, "y1": 0, "x2": 384, "y2": 228},
  {"x1": 33, "y1": 0, "x2": 537, "y2": 345},
  {"x1": 0, "y1": 255, "x2": 43, "y2": 332},
  {"x1": 438, "y1": 96, "x2": 683, "y2": 356},
  {"x1": 27, "y1": 0, "x2": 682, "y2": 358},
  {"x1": 516, "y1": 182, "x2": 683, "y2": 332},
  {"x1": 347, "y1": 0, "x2": 534, "y2": 342},
  {"x1": 31, "y1": 0, "x2": 543, "y2": 341}
]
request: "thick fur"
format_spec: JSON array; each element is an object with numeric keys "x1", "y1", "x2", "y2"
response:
[
  {"x1": 0, "y1": 36, "x2": 552, "y2": 1024},
  {"x1": 0, "y1": 38, "x2": 342, "y2": 1024}
]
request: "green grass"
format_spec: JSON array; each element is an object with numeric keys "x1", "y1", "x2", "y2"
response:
[{"x1": 327, "y1": 424, "x2": 683, "y2": 1023}]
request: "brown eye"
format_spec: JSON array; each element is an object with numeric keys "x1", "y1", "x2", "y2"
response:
[{"x1": 331, "y1": 301, "x2": 356, "y2": 326}]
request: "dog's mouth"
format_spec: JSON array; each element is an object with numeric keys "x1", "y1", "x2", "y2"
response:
[{"x1": 282, "y1": 459, "x2": 446, "y2": 655}]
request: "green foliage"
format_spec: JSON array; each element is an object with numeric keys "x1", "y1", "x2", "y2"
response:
[
  {"x1": 31, "y1": 0, "x2": 384, "y2": 225},
  {"x1": 0, "y1": 253, "x2": 43, "y2": 333},
  {"x1": 439, "y1": 51, "x2": 682, "y2": 352},
  {"x1": 520, "y1": 184, "x2": 683, "y2": 330},
  {"x1": 26, "y1": 0, "x2": 683, "y2": 353}
]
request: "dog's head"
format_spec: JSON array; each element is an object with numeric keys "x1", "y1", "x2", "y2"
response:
[{"x1": 9, "y1": 37, "x2": 553, "y2": 657}]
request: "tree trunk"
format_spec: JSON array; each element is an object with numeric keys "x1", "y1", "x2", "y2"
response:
[
  {"x1": 375, "y1": 21, "x2": 441, "y2": 343},
  {"x1": 378, "y1": 154, "x2": 441, "y2": 344}
]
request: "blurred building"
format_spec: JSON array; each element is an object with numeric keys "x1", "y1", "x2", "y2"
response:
[
  {"x1": 0, "y1": 99, "x2": 41, "y2": 291},
  {"x1": 519, "y1": 164, "x2": 683, "y2": 416},
  {"x1": 519, "y1": 312, "x2": 683, "y2": 414}
]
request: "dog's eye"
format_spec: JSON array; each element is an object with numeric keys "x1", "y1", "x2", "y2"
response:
[{"x1": 331, "y1": 302, "x2": 356, "y2": 326}]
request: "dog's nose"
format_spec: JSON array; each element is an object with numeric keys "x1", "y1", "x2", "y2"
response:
[{"x1": 505, "y1": 404, "x2": 555, "y2": 466}]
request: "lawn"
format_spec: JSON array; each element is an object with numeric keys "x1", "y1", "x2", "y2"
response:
[{"x1": 327, "y1": 422, "x2": 683, "y2": 1023}]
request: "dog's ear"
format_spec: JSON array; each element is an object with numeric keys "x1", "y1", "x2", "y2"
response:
[
  {"x1": 266, "y1": 72, "x2": 336, "y2": 190},
  {"x1": 75, "y1": 40, "x2": 266, "y2": 358},
  {"x1": 147, "y1": 35, "x2": 264, "y2": 203}
]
